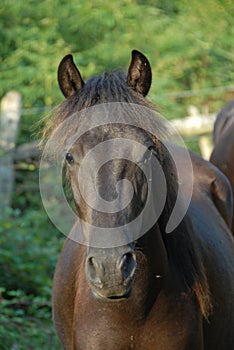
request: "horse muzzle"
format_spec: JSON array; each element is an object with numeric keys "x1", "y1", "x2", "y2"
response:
[{"x1": 85, "y1": 247, "x2": 137, "y2": 301}]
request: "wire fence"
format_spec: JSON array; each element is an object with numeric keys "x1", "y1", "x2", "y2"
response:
[{"x1": 17, "y1": 84, "x2": 234, "y2": 115}]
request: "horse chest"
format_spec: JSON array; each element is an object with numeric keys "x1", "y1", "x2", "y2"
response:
[
  {"x1": 73, "y1": 298, "x2": 202, "y2": 350},
  {"x1": 74, "y1": 321, "x2": 201, "y2": 350}
]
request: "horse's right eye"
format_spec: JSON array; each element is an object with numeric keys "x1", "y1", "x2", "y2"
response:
[{"x1": 65, "y1": 152, "x2": 74, "y2": 165}]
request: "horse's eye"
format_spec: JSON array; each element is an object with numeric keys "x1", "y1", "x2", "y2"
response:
[
  {"x1": 65, "y1": 152, "x2": 74, "y2": 165},
  {"x1": 148, "y1": 145, "x2": 156, "y2": 155}
]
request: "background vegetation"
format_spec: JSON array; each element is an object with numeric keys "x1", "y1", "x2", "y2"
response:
[{"x1": 0, "y1": 0, "x2": 233, "y2": 348}]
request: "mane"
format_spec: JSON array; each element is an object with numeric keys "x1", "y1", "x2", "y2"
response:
[
  {"x1": 158, "y1": 146, "x2": 212, "y2": 319},
  {"x1": 41, "y1": 69, "x2": 212, "y2": 318}
]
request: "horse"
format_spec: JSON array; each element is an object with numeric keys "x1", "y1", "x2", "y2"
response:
[
  {"x1": 44, "y1": 50, "x2": 234, "y2": 349},
  {"x1": 210, "y1": 99, "x2": 234, "y2": 232}
]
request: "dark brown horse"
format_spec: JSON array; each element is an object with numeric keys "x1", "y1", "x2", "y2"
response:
[
  {"x1": 210, "y1": 100, "x2": 234, "y2": 232},
  {"x1": 46, "y1": 51, "x2": 234, "y2": 349}
]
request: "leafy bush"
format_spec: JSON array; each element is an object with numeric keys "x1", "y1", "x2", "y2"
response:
[
  {"x1": 0, "y1": 289, "x2": 61, "y2": 350},
  {"x1": 0, "y1": 207, "x2": 64, "y2": 349},
  {"x1": 1, "y1": 0, "x2": 233, "y2": 116},
  {"x1": 0, "y1": 208, "x2": 62, "y2": 295}
]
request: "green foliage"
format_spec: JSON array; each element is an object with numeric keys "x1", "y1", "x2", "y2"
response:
[
  {"x1": 0, "y1": 208, "x2": 61, "y2": 295},
  {"x1": 0, "y1": 207, "x2": 63, "y2": 349},
  {"x1": 0, "y1": 289, "x2": 61, "y2": 349},
  {"x1": 1, "y1": 0, "x2": 233, "y2": 114}
]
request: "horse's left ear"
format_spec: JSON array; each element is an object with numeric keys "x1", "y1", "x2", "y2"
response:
[
  {"x1": 127, "y1": 50, "x2": 152, "y2": 96},
  {"x1": 58, "y1": 54, "x2": 85, "y2": 98}
]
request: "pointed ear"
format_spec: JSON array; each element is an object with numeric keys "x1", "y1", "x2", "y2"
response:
[
  {"x1": 58, "y1": 55, "x2": 85, "y2": 98},
  {"x1": 127, "y1": 50, "x2": 152, "y2": 96}
]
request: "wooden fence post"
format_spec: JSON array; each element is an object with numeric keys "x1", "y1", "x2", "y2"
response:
[
  {"x1": 0, "y1": 91, "x2": 22, "y2": 213},
  {"x1": 199, "y1": 136, "x2": 214, "y2": 160}
]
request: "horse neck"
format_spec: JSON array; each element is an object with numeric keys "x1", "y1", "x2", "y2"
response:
[{"x1": 132, "y1": 223, "x2": 170, "y2": 318}]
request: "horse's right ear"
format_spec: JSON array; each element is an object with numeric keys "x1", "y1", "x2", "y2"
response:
[
  {"x1": 127, "y1": 50, "x2": 152, "y2": 96},
  {"x1": 58, "y1": 55, "x2": 85, "y2": 98}
]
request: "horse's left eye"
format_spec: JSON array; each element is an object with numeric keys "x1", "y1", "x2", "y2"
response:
[
  {"x1": 148, "y1": 145, "x2": 156, "y2": 154},
  {"x1": 65, "y1": 152, "x2": 74, "y2": 165}
]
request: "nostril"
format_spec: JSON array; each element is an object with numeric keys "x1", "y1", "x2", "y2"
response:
[
  {"x1": 118, "y1": 252, "x2": 136, "y2": 280},
  {"x1": 86, "y1": 257, "x2": 103, "y2": 287},
  {"x1": 88, "y1": 257, "x2": 97, "y2": 269}
]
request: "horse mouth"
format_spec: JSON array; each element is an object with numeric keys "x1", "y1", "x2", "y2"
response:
[
  {"x1": 107, "y1": 289, "x2": 131, "y2": 301},
  {"x1": 92, "y1": 287, "x2": 132, "y2": 302}
]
